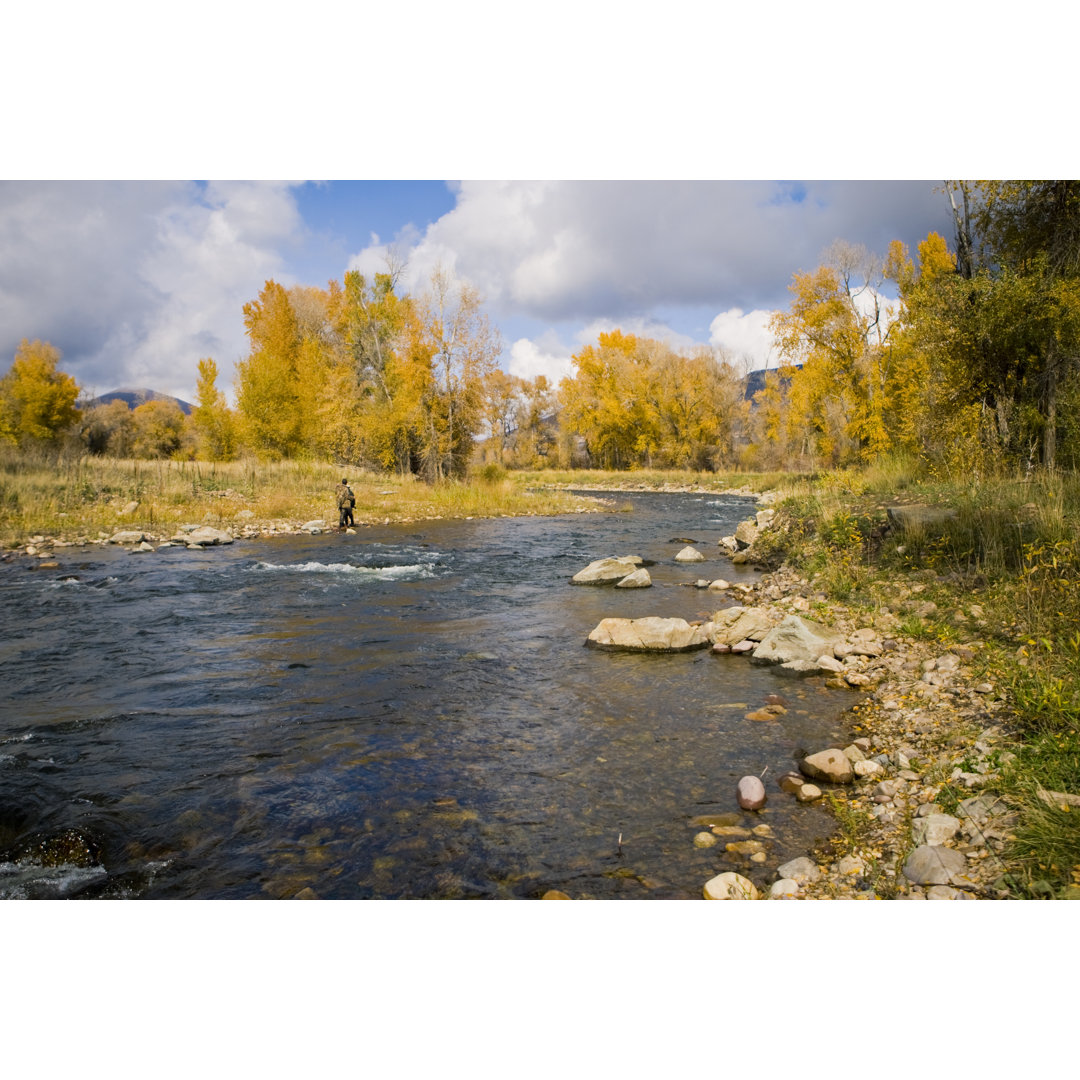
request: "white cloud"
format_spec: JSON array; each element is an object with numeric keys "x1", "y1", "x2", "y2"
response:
[
  {"x1": 0, "y1": 181, "x2": 304, "y2": 402},
  {"x1": 507, "y1": 336, "x2": 575, "y2": 384},
  {"x1": 708, "y1": 308, "x2": 777, "y2": 369},
  {"x1": 345, "y1": 180, "x2": 952, "y2": 327}
]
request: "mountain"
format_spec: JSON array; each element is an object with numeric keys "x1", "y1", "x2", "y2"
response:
[
  {"x1": 85, "y1": 388, "x2": 194, "y2": 415},
  {"x1": 744, "y1": 365, "x2": 801, "y2": 402}
]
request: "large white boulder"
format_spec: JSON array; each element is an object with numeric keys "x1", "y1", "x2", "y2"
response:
[
  {"x1": 572, "y1": 556, "x2": 644, "y2": 584},
  {"x1": 586, "y1": 617, "x2": 713, "y2": 652},
  {"x1": 750, "y1": 616, "x2": 845, "y2": 667},
  {"x1": 184, "y1": 526, "x2": 234, "y2": 546}
]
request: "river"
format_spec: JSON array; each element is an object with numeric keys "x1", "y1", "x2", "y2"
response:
[{"x1": 0, "y1": 490, "x2": 851, "y2": 899}]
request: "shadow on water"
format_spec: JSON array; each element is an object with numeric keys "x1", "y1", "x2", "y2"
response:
[{"x1": 0, "y1": 492, "x2": 850, "y2": 899}]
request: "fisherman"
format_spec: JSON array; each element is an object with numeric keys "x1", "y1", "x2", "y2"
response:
[{"x1": 335, "y1": 477, "x2": 355, "y2": 529}]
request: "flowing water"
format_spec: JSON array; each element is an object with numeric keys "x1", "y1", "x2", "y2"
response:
[{"x1": 0, "y1": 491, "x2": 851, "y2": 899}]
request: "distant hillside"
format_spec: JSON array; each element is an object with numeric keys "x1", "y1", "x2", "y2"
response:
[
  {"x1": 744, "y1": 365, "x2": 801, "y2": 402},
  {"x1": 86, "y1": 388, "x2": 193, "y2": 415}
]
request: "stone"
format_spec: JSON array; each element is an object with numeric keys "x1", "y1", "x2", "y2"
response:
[
  {"x1": 726, "y1": 840, "x2": 764, "y2": 856},
  {"x1": 756, "y1": 509, "x2": 776, "y2": 530},
  {"x1": 614, "y1": 568, "x2": 652, "y2": 588},
  {"x1": 796, "y1": 784, "x2": 822, "y2": 802},
  {"x1": 843, "y1": 744, "x2": 867, "y2": 763},
  {"x1": 817, "y1": 654, "x2": 846, "y2": 673},
  {"x1": 854, "y1": 759, "x2": 883, "y2": 779},
  {"x1": 184, "y1": 526, "x2": 234, "y2": 546},
  {"x1": 718, "y1": 536, "x2": 739, "y2": 553},
  {"x1": 108, "y1": 530, "x2": 145, "y2": 544},
  {"x1": 708, "y1": 579, "x2": 732, "y2": 591},
  {"x1": 302, "y1": 520, "x2": 325, "y2": 533},
  {"x1": 292, "y1": 887, "x2": 319, "y2": 899},
  {"x1": 902, "y1": 845, "x2": 968, "y2": 885},
  {"x1": 926, "y1": 885, "x2": 972, "y2": 900},
  {"x1": 800, "y1": 749, "x2": 854, "y2": 784},
  {"x1": 769, "y1": 878, "x2": 800, "y2": 898},
  {"x1": 712, "y1": 607, "x2": 777, "y2": 646},
  {"x1": 586, "y1": 617, "x2": 713, "y2": 653},
  {"x1": 674, "y1": 545, "x2": 706, "y2": 563},
  {"x1": 912, "y1": 813, "x2": 961, "y2": 847},
  {"x1": 737, "y1": 775, "x2": 767, "y2": 811},
  {"x1": 886, "y1": 504, "x2": 959, "y2": 531},
  {"x1": 777, "y1": 856, "x2": 821, "y2": 884},
  {"x1": 120, "y1": 500, "x2": 139, "y2": 516},
  {"x1": 542, "y1": 890, "x2": 572, "y2": 900},
  {"x1": 734, "y1": 520, "x2": 759, "y2": 548},
  {"x1": 710, "y1": 826, "x2": 752, "y2": 838},
  {"x1": 837, "y1": 855, "x2": 865, "y2": 877},
  {"x1": 750, "y1": 616, "x2": 846, "y2": 668},
  {"x1": 572, "y1": 556, "x2": 643, "y2": 584},
  {"x1": 778, "y1": 772, "x2": 805, "y2": 794},
  {"x1": 693, "y1": 832, "x2": 718, "y2": 848},
  {"x1": 703, "y1": 872, "x2": 759, "y2": 900},
  {"x1": 751, "y1": 824, "x2": 774, "y2": 838}
]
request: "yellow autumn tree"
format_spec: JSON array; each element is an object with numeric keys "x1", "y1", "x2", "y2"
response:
[
  {"x1": 0, "y1": 339, "x2": 81, "y2": 447},
  {"x1": 770, "y1": 242, "x2": 899, "y2": 466},
  {"x1": 192, "y1": 357, "x2": 237, "y2": 460},
  {"x1": 234, "y1": 280, "x2": 305, "y2": 459}
]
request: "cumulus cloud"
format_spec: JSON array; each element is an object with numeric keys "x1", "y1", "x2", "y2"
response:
[
  {"x1": 0, "y1": 181, "x2": 304, "y2": 401},
  {"x1": 507, "y1": 335, "x2": 575, "y2": 384},
  {"x1": 708, "y1": 308, "x2": 778, "y2": 369},
  {"x1": 346, "y1": 180, "x2": 952, "y2": 325}
]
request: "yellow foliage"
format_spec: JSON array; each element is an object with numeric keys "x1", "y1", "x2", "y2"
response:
[{"x1": 0, "y1": 339, "x2": 81, "y2": 446}]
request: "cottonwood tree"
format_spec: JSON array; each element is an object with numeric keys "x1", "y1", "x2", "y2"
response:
[
  {"x1": 0, "y1": 339, "x2": 81, "y2": 447},
  {"x1": 192, "y1": 357, "x2": 237, "y2": 460},
  {"x1": 412, "y1": 267, "x2": 501, "y2": 480}
]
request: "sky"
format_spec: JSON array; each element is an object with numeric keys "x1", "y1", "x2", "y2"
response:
[
  {"x1": 3, "y1": 7, "x2": 1073, "y2": 409},
  {"x1": 0, "y1": 178, "x2": 955, "y2": 403}
]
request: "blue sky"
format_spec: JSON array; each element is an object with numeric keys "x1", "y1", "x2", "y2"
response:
[{"x1": 0, "y1": 179, "x2": 956, "y2": 402}]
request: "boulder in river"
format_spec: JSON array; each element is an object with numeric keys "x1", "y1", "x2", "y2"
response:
[
  {"x1": 614, "y1": 568, "x2": 652, "y2": 588},
  {"x1": 586, "y1": 617, "x2": 713, "y2": 652},
  {"x1": 674, "y1": 546, "x2": 705, "y2": 563},
  {"x1": 108, "y1": 530, "x2": 145, "y2": 545},
  {"x1": 572, "y1": 556, "x2": 644, "y2": 584},
  {"x1": 184, "y1": 526, "x2": 234, "y2": 547}
]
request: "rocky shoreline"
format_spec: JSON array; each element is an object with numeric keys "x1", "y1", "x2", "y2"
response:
[{"x1": 568, "y1": 500, "x2": 1024, "y2": 900}]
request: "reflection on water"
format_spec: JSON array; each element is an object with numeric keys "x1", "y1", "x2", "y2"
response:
[{"x1": 0, "y1": 492, "x2": 848, "y2": 898}]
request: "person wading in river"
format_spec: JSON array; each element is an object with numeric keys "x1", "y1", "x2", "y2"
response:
[{"x1": 335, "y1": 478, "x2": 355, "y2": 529}]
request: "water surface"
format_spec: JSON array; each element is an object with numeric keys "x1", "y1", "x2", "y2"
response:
[{"x1": 0, "y1": 492, "x2": 849, "y2": 898}]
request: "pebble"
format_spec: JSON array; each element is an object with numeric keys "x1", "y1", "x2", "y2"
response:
[
  {"x1": 737, "y1": 775, "x2": 767, "y2": 810},
  {"x1": 770, "y1": 878, "x2": 801, "y2": 898},
  {"x1": 776, "y1": 856, "x2": 821, "y2": 884},
  {"x1": 796, "y1": 784, "x2": 822, "y2": 802},
  {"x1": 693, "y1": 832, "x2": 718, "y2": 848}
]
